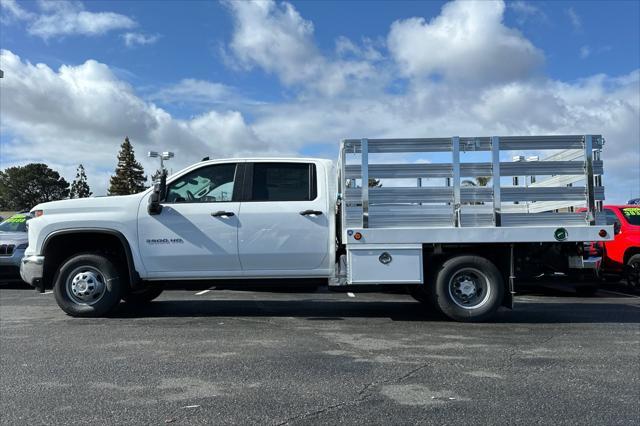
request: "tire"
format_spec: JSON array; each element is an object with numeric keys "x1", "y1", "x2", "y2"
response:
[
  {"x1": 626, "y1": 254, "x2": 640, "y2": 290},
  {"x1": 428, "y1": 255, "x2": 504, "y2": 322},
  {"x1": 53, "y1": 253, "x2": 124, "y2": 317},
  {"x1": 122, "y1": 285, "x2": 164, "y2": 304}
]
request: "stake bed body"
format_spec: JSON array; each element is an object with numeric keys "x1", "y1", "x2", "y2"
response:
[{"x1": 21, "y1": 135, "x2": 611, "y2": 321}]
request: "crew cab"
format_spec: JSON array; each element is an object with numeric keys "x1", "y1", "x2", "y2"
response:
[{"x1": 21, "y1": 135, "x2": 612, "y2": 321}]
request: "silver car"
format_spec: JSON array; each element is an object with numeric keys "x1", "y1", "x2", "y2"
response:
[{"x1": 0, "y1": 213, "x2": 32, "y2": 282}]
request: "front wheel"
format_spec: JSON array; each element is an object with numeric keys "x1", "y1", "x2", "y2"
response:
[
  {"x1": 53, "y1": 254, "x2": 124, "y2": 317},
  {"x1": 428, "y1": 255, "x2": 504, "y2": 322},
  {"x1": 626, "y1": 254, "x2": 640, "y2": 290}
]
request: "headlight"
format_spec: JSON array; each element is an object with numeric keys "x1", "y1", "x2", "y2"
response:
[{"x1": 16, "y1": 243, "x2": 28, "y2": 250}]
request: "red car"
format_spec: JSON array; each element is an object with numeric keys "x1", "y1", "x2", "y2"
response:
[{"x1": 583, "y1": 205, "x2": 640, "y2": 289}]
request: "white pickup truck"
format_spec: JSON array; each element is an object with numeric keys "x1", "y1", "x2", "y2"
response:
[{"x1": 21, "y1": 135, "x2": 612, "y2": 321}]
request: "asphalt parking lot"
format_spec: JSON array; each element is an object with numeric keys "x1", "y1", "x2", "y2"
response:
[{"x1": 1, "y1": 284, "x2": 639, "y2": 425}]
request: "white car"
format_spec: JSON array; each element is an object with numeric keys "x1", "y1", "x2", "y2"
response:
[{"x1": 0, "y1": 213, "x2": 32, "y2": 282}]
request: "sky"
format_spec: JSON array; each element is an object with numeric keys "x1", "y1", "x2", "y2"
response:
[{"x1": 0, "y1": 0, "x2": 638, "y2": 202}]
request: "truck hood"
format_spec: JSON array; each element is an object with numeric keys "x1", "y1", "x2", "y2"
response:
[{"x1": 33, "y1": 193, "x2": 146, "y2": 215}]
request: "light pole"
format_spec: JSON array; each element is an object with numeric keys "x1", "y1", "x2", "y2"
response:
[{"x1": 148, "y1": 151, "x2": 174, "y2": 182}]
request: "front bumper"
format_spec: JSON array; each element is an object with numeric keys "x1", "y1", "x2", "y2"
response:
[
  {"x1": 0, "y1": 249, "x2": 25, "y2": 268},
  {"x1": 0, "y1": 249, "x2": 26, "y2": 282},
  {"x1": 20, "y1": 255, "x2": 45, "y2": 288}
]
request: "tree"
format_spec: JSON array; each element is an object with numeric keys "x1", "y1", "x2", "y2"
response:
[
  {"x1": 150, "y1": 168, "x2": 164, "y2": 185},
  {"x1": 461, "y1": 176, "x2": 491, "y2": 205},
  {"x1": 368, "y1": 178, "x2": 382, "y2": 188},
  {"x1": 461, "y1": 176, "x2": 491, "y2": 187},
  {"x1": 108, "y1": 137, "x2": 147, "y2": 195},
  {"x1": 69, "y1": 164, "x2": 92, "y2": 198},
  {"x1": 0, "y1": 163, "x2": 69, "y2": 210},
  {"x1": 475, "y1": 176, "x2": 491, "y2": 187}
]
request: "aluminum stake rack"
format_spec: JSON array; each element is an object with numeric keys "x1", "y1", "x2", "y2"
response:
[{"x1": 338, "y1": 135, "x2": 609, "y2": 244}]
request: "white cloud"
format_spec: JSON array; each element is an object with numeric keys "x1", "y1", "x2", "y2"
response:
[
  {"x1": 387, "y1": 0, "x2": 544, "y2": 85},
  {"x1": 223, "y1": 0, "x2": 383, "y2": 97},
  {"x1": 223, "y1": 0, "x2": 318, "y2": 84},
  {"x1": 122, "y1": 32, "x2": 160, "y2": 47},
  {"x1": 0, "y1": 0, "x2": 35, "y2": 21},
  {"x1": 580, "y1": 45, "x2": 591, "y2": 59},
  {"x1": 28, "y1": 0, "x2": 136, "y2": 39},
  {"x1": 508, "y1": 1, "x2": 548, "y2": 25},
  {"x1": 335, "y1": 36, "x2": 384, "y2": 62},
  {"x1": 566, "y1": 7, "x2": 582, "y2": 33},
  {"x1": 147, "y1": 79, "x2": 240, "y2": 107},
  {"x1": 0, "y1": 50, "x2": 275, "y2": 195},
  {"x1": 1, "y1": 0, "x2": 138, "y2": 40}
]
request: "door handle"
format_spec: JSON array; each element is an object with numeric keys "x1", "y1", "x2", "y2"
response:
[
  {"x1": 211, "y1": 211, "x2": 235, "y2": 217},
  {"x1": 299, "y1": 209, "x2": 323, "y2": 216}
]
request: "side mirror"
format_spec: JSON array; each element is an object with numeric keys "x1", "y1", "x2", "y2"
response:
[{"x1": 148, "y1": 171, "x2": 167, "y2": 215}]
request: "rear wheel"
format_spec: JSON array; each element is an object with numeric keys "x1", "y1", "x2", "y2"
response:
[
  {"x1": 122, "y1": 285, "x2": 164, "y2": 304},
  {"x1": 53, "y1": 254, "x2": 124, "y2": 317},
  {"x1": 428, "y1": 255, "x2": 504, "y2": 322}
]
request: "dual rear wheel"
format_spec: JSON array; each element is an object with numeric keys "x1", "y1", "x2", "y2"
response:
[{"x1": 410, "y1": 255, "x2": 505, "y2": 322}]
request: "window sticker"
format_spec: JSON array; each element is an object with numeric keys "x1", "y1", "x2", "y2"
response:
[
  {"x1": 5, "y1": 215, "x2": 27, "y2": 223},
  {"x1": 622, "y1": 208, "x2": 640, "y2": 216}
]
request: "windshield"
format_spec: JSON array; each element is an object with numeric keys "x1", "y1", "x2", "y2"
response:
[
  {"x1": 620, "y1": 207, "x2": 640, "y2": 226},
  {"x1": 0, "y1": 214, "x2": 31, "y2": 232}
]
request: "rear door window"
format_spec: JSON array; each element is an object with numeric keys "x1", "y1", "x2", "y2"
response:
[{"x1": 249, "y1": 163, "x2": 317, "y2": 202}]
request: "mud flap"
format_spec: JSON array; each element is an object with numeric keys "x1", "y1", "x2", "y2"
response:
[{"x1": 504, "y1": 277, "x2": 515, "y2": 309}]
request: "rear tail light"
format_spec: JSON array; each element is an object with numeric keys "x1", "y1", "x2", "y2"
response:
[{"x1": 33, "y1": 210, "x2": 44, "y2": 217}]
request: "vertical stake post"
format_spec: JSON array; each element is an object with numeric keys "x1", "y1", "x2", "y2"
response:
[
  {"x1": 452, "y1": 136, "x2": 461, "y2": 227},
  {"x1": 584, "y1": 135, "x2": 596, "y2": 225},
  {"x1": 491, "y1": 136, "x2": 501, "y2": 226},
  {"x1": 361, "y1": 138, "x2": 369, "y2": 228}
]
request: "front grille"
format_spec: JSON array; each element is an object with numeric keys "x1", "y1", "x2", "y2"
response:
[{"x1": 0, "y1": 244, "x2": 16, "y2": 256}]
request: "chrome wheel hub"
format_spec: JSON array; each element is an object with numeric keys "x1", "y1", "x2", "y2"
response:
[
  {"x1": 66, "y1": 266, "x2": 106, "y2": 305},
  {"x1": 458, "y1": 279, "x2": 477, "y2": 297},
  {"x1": 448, "y1": 268, "x2": 491, "y2": 310}
]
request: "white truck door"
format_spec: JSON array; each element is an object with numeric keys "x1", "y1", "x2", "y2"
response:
[
  {"x1": 138, "y1": 162, "x2": 242, "y2": 275},
  {"x1": 237, "y1": 161, "x2": 330, "y2": 272}
]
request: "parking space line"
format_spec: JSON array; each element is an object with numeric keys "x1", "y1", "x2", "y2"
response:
[
  {"x1": 347, "y1": 292, "x2": 355, "y2": 298},
  {"x1": 42, "y1": 291, "x2": 53, "y2": 295},
  {"x1": 195, "y1": 290, "x2": 210, "y2": 296}
]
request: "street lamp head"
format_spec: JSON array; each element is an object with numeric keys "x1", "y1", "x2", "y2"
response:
[
  {"x1": 148, "y1": 151, "x2": 159, "y2": 158},
  {"x1": 161, "y1": 152, "x2": 175, "y2": 160}
]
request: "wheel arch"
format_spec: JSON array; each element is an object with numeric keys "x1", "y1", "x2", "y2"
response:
[
  {"x1": 41, "y1": 229, "x2": 141, "y2": 290},
  {"x1": 624, "y1": 247, "x2": 640, "y2": 264}
]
